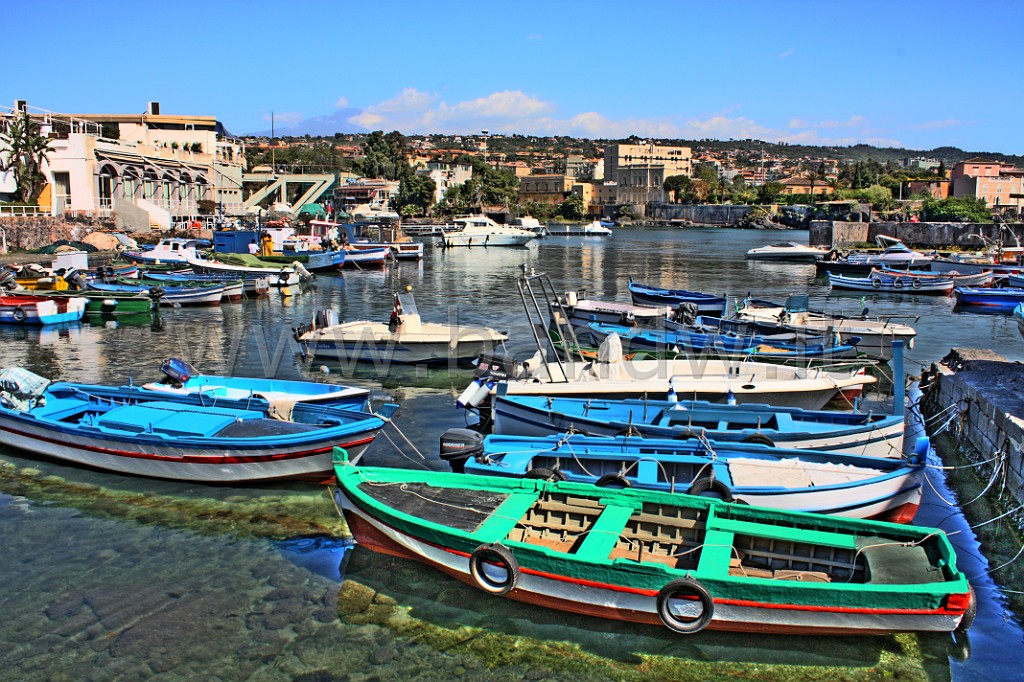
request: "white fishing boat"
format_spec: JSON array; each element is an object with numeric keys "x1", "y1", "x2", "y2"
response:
[
  {"x1": 545, "y1": 220, "x2": 613, "y2": 237},
  {"x1": 123, "y1": 238, "x2": 206, "y2": 264},
  {"x1": 550, "y1": 289, "x2": 671, "y2": 330},
  {"x1": 294, "y1": 292, "x2": 508, "y2": 366},
  {"x1": 745, "y1": 241, "x2": 828, "y2": 261},
  {"x1": 440, "y1": 215, "x2": 536, "y2": 247},
  {"x1": 736, "y1": 294, "x2": 917, "y2": 360},
  {"x1": 458, "y1": 333, "x2": 875, "y2": 412}
]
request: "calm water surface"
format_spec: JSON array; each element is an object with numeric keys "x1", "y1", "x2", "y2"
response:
[{"x1": 1, "y1": 229, "x2": 1021, "y2": 680}]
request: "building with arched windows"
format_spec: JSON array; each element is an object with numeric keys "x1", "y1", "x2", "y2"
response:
[{"x1": 1, "y1": 100, "x2": 245, "y2": 230}]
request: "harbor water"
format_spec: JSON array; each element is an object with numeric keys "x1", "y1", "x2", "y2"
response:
[{"x1": 1, "y1": 228, "x2": 1021, "y2": 681}]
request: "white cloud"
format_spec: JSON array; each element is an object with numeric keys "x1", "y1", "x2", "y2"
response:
[
  {"x1": 913, "y1": 118, "x2": 970, "y2": 130},
  {"x1": 339, "y1": 89, "x2": 904, "y2": 146},
  {"x1": 526, "y1": 34, "x2": 543, "y2": 41},
  {"x1": 334, "y1": 96, "x2": 349, "y2": 108},
  {"x1": 779, "y1": 48, "x2": 794, "y2": 59}
]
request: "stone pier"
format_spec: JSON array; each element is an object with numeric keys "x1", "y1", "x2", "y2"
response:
[{"x1": 921, "y1": 348, "x2": 1024, "y2": 505}]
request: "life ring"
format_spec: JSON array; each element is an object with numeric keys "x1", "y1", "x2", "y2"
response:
[
  {"x1": 468, "y1": 543, "x2": 520, "y2": 595},
  {"x1": 687, "y1": 476, "x2": 734, "y2": 501},
  {"x1": 741, "y1": 433, "x2": 775, "y2": 447},
  {"x1": 893, "y1": 278, "x2": 904, "y2": 289},
  {"x1": 595, "y1": 473, "x2": 631, "y2": 488},
  {"x1": 525, "y1": 467, "x2": 566, "y2": 482},
  {"x1": 871, "y1": 278, "x2": 882, "y2": 289},
  {"x1": 11, "y1": 306, "x2": 27, "y2": 322},
  {"x1": 912, "y1": 278, "x2": 922, "y2": 289},
  {"x1": 657, "y1": 578, "x2": 714, "y2": 634}
]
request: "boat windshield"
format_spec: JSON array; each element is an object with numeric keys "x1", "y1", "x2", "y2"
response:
[
  {"x1": 396, "y1": 292, "x2": 419, "y2": 315},
  {"x1": 785, "y1": 294, "x2": 809, "y2": 312}
]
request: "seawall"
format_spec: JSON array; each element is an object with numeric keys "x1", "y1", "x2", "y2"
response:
[{"x1": 810, "y1": 220, "x2": 1024, "y2": 249}]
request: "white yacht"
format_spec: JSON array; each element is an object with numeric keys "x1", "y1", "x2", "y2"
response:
[
  {"x1": 441, "y1": 215, "x2": 536, "y2": 247},
  {"x1": 745, "y1": 241, "x2": 828, "y2": 261}
]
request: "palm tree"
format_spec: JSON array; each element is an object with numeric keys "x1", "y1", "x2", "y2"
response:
[
  {"x1": 0, "y1": 111, "x2": 52, "y2": 203},
  {"x1": 804, "y1": 171, "x2": 821, "y2": 204},
  {"x1": 827, "y1": 177, "x2": 843, "y2": 198}
]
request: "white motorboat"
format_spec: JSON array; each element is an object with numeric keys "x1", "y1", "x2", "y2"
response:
[
  {"x1": 123, "y1": 238, "x2": 205, "y2": 264},
  {"x1": 294, "y1": 292, "x2": 508, "y2": 366},
  {"x1": 737, "y1": 294, "x2": 917, "y2": 360},
  {"x1": 440, "y1": 215, "x2": 536, "y2": 247},
  {"x1": 545, "y1": 220, "x2": 613, "y2": 237},
  {"x1": 550, "y1": 289, "x2": 671, "y2": 330},
  {"x1": 745, "y1": 241, "x2": 828, "y2": 261},
  {"x1": 458, "y1": 333, "x2": 875, "y2": 411}
]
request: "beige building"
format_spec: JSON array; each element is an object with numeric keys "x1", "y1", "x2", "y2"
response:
[
  {"x1": 604, "y1": 142, "x2": 692, "y2": 208},
  {"x1": 518, "y1": 173, "x2": 574, "y2": 206},
  {"x1": 1, "y1": 100, "x2": 245, "y2": 230},
  {"x1": 415, "y1": 160, "x2": 473, "y2": 204}
]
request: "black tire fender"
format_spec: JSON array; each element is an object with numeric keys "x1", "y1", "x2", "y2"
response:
[
  {"x1": 741, "y1": 433, "x2": 775, "y2": 447},
  {"x1": 469, "y1": 543, "x2": 520, "y2": 595},
  {"x1": 893, "y1": 278, "x2": 904, "y2": 289},
  {"x1": 956, "y1": 586, "x2": 977, "y2": 633},
  {"x1": 672, "y1": 429, "x2": 704, "y2": 441},
  {"x1": 595, "y1": 473, "x2": 631, "y2": 488},
  {"x1": 525, "y1": 467, "x2": 566, "y2": 482},
  {"x1": 657, "y1": 578, "x2": 714, "y2": 634},
  {"x1": 871, "y1": 277, "x2": 882, "y2": 289},
  {"x1": 912, "y1": 278, "x2": 922, "y2": 290},
  {"x1": 11, "y1": 306, "x2": 27, "y2": 322},
  {"x1": 687, "y1": 476, "x2": 734, "y2": 501}
]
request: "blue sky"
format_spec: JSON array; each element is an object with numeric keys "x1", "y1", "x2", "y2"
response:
[{"x1": 7, "y1": 0, "x2": 1022, "y2": 153}]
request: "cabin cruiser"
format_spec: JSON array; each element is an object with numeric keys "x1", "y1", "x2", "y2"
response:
[
  {"x1": 815, "y1": 235, "x2": 932, "y2": 274},
  {"x1": 440, "y1": 215, "x2": 536, "y2": 247}
]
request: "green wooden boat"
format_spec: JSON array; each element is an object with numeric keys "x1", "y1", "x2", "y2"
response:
[
  {"x1": 333, "y1": 448, "x2": 975, "y2": 636},
  {"x1": 21, "y1": 290, "x2": 155, "y2": 314}
]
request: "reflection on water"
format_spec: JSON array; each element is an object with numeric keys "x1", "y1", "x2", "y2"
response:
[{"x1": 1, "y1": 229, "x2": 1022, "y2": 679}]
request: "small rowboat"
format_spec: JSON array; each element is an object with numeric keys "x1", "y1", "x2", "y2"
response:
[
  {"x1": 873, "y1": 266, "x2": 994, "y2": 288},
  {"x1": 627, "y1": 276, "x2": 727, "y2": 316},
  {"x1": 489, "y1": 393, "x2": 906, "y2": 458},
  {"x1": 827, "y1": 272, "x2": 954, "y2": 295},
  {"x1": 0, "y1": 368, "x2": 397, "y2": 482},
  {"x1": 447, "y1": 432, "x2": 926, "y2": 522},
  {"x1": 0, "y1": 295, "x2": 88, "y2": 325},
  {"x1": 333, "y1": 451, "x2": 976, "y2": 636},
  {"x1": 86, "y1": 280, "x2": 226, "y2": 306},
  {"x1": 954, "y1": 286, "x2": 1024, "y2": 311}
]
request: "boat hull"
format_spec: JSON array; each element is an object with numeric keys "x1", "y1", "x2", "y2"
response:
[
  {"x1": 491, "y1": 396, "x2": 905, "y2": 458},
  {"x1": 334, "y1": 463, "x2": 972, "y2": 636}
]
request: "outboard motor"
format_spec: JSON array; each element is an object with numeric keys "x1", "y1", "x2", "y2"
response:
[
  {"x1": 472, "y1": 351, "x2": 518, "y2": 381},
  {"x1": 159, "y1": 357, "x2": 199, "y2": 386},
  {"x1": 148, "y1": 286, "x2": 166, "y2": 304},
  {"x1": 64, "y1": 269, "x2": 86, "y2": 291},
  {"x1": 313, "y1": 309, "x2": 339, "y2": 330},
  {"x1": 0, "y1": 270, "x2": 16, "y2": 291},
  {"x1": 673, "y1": 302, "x2": 698, "y2": 326},
  {"x1": 438, "y1": 428, "x2": 485, "y2": 473}
]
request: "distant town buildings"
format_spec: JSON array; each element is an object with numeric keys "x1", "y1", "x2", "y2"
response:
[
  {"x1": 604, "y1": 142, "x2": 693, "y2": 209},
  {"x1": 951, "y1": 157, "x2": 1024, "y2": 216}
]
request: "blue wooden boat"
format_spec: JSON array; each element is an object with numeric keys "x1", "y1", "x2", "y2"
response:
[
  {"x1": 954, "y1": 286, "x2": 1024, "y2": 311},
  {"x1": 587, "y1": 322, "x2": 860, "y2": 360},
  {"x1": 1016, "y1": 303, "x2": 1024, "y2": 338},
  {"x1": 137, "y1": 357, "x2": 373, "y2": 409},
  {"x1": 627, "y1": 276, "x2": 727, "y2": 316},
  {"x1": 87, "y1": 280, "x2": 226, "y2": 306},
  {"x1": 142, "y1": 270, "x2": 270, "y2": 297},
  {"x1": 0, "y1": 367, "x2": 397, "y2": 482},
  {"x1": 443, "y1": 432, "x2": 926, "y2": 523},
  {"x1": 490, "y1": 394, "x2": 905, "y2": 458},
  {"x1": 827, "y1": 272, "x2": 953, "y2": 296}
]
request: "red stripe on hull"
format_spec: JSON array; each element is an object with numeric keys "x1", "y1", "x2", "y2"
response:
[
  {"x1": 343, "y1": 509, "x2": 962, "y2": 635},
  {"x1": 0, "y1": 421, "x2": 374, "y2": 466}
]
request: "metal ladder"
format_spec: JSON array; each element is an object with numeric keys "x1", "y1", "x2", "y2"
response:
[{"x1": 515, "y1": 266, "x2": 586, "y2": 384}]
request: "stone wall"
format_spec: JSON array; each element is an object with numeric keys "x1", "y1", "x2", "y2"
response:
[
  {"x1": 810, "y1": 220, "x2": 1024, "y2": 249},
  {"x1": 649, "y1": 204, "x2": 753, "y2": 225},
  {"x1": 0, "y1": 215, "x2": 116, "y2": 252},
  {"x1": 923, "y1": 349, "x2": 1024, "y2": 506}
]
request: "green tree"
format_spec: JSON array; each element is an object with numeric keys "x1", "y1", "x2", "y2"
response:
[
  {"x1": 0, "y1": 111, "x2": 52, "y2": 203},
  {"x1": 922, "y1": 196, "x2": 992, "y2": 222},
  {"x1": 827, "y1": 177, "x2": 844, "y2": 198},
  {"x1": 663, "y1": 175, "x2": 692, "y2": 203},
  {"x1": 558, "y1": 194, "x2": 586, "y2": 220},
  {"x1": 804, "y1": 171, "x2": 821, "y2": 202},
  {"x1": 690, "y1": 179, "x2": 712, "y2": 203},
  {"x1": 395, "y1": 174, "x2": 437, "y2": 215},
  {"x1": 757, "y1": 181, "x2": 785, "y2": 204},
  {"x1": 357, "y1": 130, "x2": 410, "y2": 180}
]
